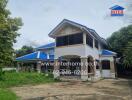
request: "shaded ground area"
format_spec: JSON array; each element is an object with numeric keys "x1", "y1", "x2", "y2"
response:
[{"x1": 11, "y1": 79, "x2": 132, "y2": 100}]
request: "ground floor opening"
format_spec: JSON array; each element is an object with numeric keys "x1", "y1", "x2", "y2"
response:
[{"x1": 59, "y1": 55, "x2": 81, "y2": 77}]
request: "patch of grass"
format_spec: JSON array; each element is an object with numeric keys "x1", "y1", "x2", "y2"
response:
[
  {"x1": 0, "y1": 88, "x2": 18, "y2": 100},
  {"x1": 0, "y1": 72, "x2": 56, "y2": 88},
  {"x1": 0, "y1": 72, "x2": 57, "y2": 100}
]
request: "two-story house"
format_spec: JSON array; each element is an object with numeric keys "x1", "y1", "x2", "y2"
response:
[{"x1": 16, "y1": 19, "x2": 116, "y2": 81}]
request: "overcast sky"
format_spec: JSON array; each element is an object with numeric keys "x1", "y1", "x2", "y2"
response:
[{"x1": 7, "y1": 0, "x2": 131, "y2": 49}]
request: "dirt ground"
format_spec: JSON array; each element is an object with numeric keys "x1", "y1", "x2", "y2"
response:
[{"x1": 11, "y1": 78, "x2": 132, "y2": 100}]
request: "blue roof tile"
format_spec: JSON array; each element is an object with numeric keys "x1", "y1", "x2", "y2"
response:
[
  {"x1": 101, "y1": 50, "x2": 116, "y2": 56},
  {"x1": 16, "y1": 51, "x2": 54, "y2": 61}
]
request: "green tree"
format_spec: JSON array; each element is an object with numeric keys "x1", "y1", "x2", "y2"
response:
[
  {"x1": 123, "y1": 41, "x2": 132, "y2": 66},
  {"x1": 16, "y1": 45, "x2": 34, "y2": 57},
  {"x1": 107, "y1": 25, "x2": 132, "y2": 67},
  {"x1": 0, "y1": 0, "x2": 23, "y2": 67}
]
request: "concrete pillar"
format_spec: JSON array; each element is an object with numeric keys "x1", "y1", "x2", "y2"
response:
[
  {"x1": 110, "y1": 61, "x2": 115, "y2": 78},
  {"x1": 93, "y1": 39, "x2": 95, "y2": 48},
  {"x1": 99, "y1": 60, "x2": 103, "y2": 77},
  {"x1": 81, "y1": 57, "x2": 88, "y2": 81},
  {"x1": 83, "y1": 33, "x2": 86, "y2": 44},
  {"x1": 37, "y1": 61, "x2": 41, "y2": 73},
  {"x1": 93, "y1": 60, "x2": 96, "y2": 75},
  {"x1": 93, "y1": 60, "x2": 102, "y2": 81},
  {"x1": 93, "y1": 60, "x2": 97, "y2": 79},
  {"x1": 21, "y1": 63, "x2": 24, "y2": 72},
  {"x1": 53, "y1": 59, "x2": 60, "y2": 78},
  {"x1": 31, "y1": 64, "x2": 34, "y2": 72},
  {"x1": 16, "y1": 62, "x2": 20, "y2": 72}
]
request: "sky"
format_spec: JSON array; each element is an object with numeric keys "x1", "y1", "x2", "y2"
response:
[{"x1": 7, "y1": 0, "x2": 132, "y2": 49}]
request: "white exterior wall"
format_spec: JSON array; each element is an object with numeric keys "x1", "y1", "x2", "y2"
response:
[
  {"x1": 85, "y1": 45, "x2": 100, "y2": 59},
  {"x1": 55, "y1": 44, "x2": 86, "y2": 58},
  {"x1": 55, "y1": 44, "x2": 101, "y2": 59},
  {"x1": 102, "y1": 70, "x2": 111, "y2": 78},
  {"x1": 95, "y1": 70, "x2": 101, "y2": 79}
]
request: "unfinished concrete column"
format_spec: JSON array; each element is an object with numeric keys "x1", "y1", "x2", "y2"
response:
[
  {"x1": 93, "y1": 60, "x2": 96, "y2": 75},
  {"x1": 93, "y1": 60, "x2": 97, "y2": 79},
  {"x1": 99, "y1": 60, "x2": 103, "y2": 77},
  {"x1": 16, "y1": 62, "x2": 20, "y2": 72},
  {"x1": 93, "y1": 59, "x2": 102, "y2": 81},
  {"x1": 37, "y1": 61, "x2": 41, "y2": 73},
  {"x1": 81, "y1": 57, "x2": 88, "y2": 81},
  {"x1": 53, "y1": 59, "x2": 60, "y2": 78},
  {"x1": 21, "y1": 63, "x2": 24, "y2": 72},
  {"x1": 110, "y1": 61, "x2": 115, "y2": 78}
]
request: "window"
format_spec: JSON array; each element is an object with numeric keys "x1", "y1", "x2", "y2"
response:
[
  {"x1": 56, "y1": 33, "x2": 83, "y2": 47},
  {"x1": 95, "y1": 39, "x2": 99, "y2": 49},
  {"x1": 86, "y1": 33, "x2": 93, "y2": 48},
  {"x1": 69, "y1": 33, "x2": 83, "y2": 45},
  {"x1": 101, "y1": 60, "x2": 110, "y2": 69},
  {"x1": 56, "y1": 36, "x2": 68, "y2": 46}
]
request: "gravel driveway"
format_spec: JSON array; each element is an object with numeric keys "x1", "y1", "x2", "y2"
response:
[{"x1": 11, "y1": 79, "x2": 132, "y2": 100}]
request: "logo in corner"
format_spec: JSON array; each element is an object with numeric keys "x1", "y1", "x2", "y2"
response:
[{"x1": 110, "y1": 5, "x2": 125, "y2": 16}]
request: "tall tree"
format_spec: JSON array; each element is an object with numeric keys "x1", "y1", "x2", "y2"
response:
[
  {"x1": 123, "y1": 41, "x2": 132, "y2": 66},
  {"x1": 107, "y1": 25, "x2": 132, "y2": 67},
  {"x1": 0, "y1": 0, "x2": 23, "y2": 67},
  {"x1": 16, "y1": 45, "x2": 34, "y2": 57}
]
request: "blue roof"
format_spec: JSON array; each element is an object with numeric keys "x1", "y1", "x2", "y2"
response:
[
  {"x1": 36, "y1": 42, "x2": 55, "y2": 50},
  {"x1": 110, "y1": 5, "x2": 124, "y2": 10},
  {"x1": 101, "y1": 50, "x2": 116, "y2": 56},
  {"x1": 16, "y1": 51, "x2": 54, "y2": 61}
]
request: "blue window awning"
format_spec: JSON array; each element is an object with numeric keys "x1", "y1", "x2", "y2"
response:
[{"x1": 16, "y1": 51, "x2": 54, "y2": 62}]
